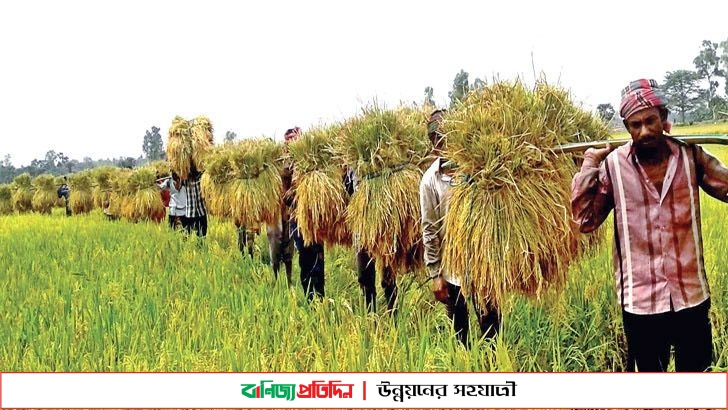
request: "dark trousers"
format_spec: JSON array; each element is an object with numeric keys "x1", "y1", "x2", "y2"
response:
[
  {"x1": 237, "y1": 226, "x2": 257, "y2": 258},
  {"x1": 356, "y1": 249, "x2": 398, "y2": 313},
  {"x1": 168, "y1": 215, "x2": 187, "y2": 230},
  {"x1": 443, "y1": 282, "x2": 501, "y2": 349},
  {"x1": 184, "y1": 214, "x2": 208, "y2": 237},
  {"x1": 622, "y1": 298, "x2": 712, "y2": 372},
  {"x1": 291, "y1": 221, "x2": 324, "y2": 301}
]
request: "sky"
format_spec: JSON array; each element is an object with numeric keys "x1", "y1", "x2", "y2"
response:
[{"x1": 1, "y1": 0, "x2": 726, "y2": 167}]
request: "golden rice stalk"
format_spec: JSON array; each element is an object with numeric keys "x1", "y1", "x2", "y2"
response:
[
  {"x1": 0, "y1": 184, "x2": 13, "y2": 215},
  {"x1": 148, "y1": 160, "x2": 171, "y2": 179},
  {"x1": 126, "y1": 166, "x2": 165, "y2": 222},
  {"x1": 166, "y1": 116, "x2": 193, "y2": 180},
  {"x1": 288, "y1": 124, "x2": 352, "y2": 246},
  {"x1": 11, "y1": 173, "x2": 33, "y2": 212},
  {"x1": 201, "y1": 146, "x2": 235, "y2": 218},
  {"x1": 346, "y1": 165, "x2": 422, "y2": 271},
  {"x1": 91, "y1": 166, "x2": 117, "y2": 208},
  {"x1": 337, "y1": 104, "x2": 428, "y2": 272},
  {"x1": 106, "y1": 169, "x2": 131, "y2": 218},
  {"x1": 534, "y1": 80, "x2": 608, "y2": 257},
  {"x1": 294, "y1": 169, "x2": 351, "y2": 247},
  {"x1": 190, "y1": 115, "x2": 214, "y2": 171},
  {"x1": 228, "y1": 139, "x2": 284, "y2": 227},
  {"x1": 31, "y1": 174, "x2": 57, "y2": 214},
  {"x1": 69, "y1": 171, "x2": 94, "y2": 214},
  {"x1": 337, "y1": 104, "x2": 431, "y2": 177},
  {"x1": 441, "y1": 80, "x2": 605, "y2": 308}
]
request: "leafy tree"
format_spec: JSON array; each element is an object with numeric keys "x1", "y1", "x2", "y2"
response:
[
  {"x1": 224, "y1": 130, "x2": 237, "y2": 143},
  {"x1": 423, "y1": 86, "x2": 435, "y2": 108},
  {"x1": 693, "y1": 40, "x2": 725, "y2": 120},
  {"x1": 118, "y1": 157, "x2": 136, "y2": 169},
  {"x1": 448, "y1": 69, "x2": 470, "y2": 107},
  {"x1": 142, "y1": 126, "x2": 164, "y2": 160},
  {"x1": 662, "y1": 70, "x2": 702, "y2": 123},
  {"x1": 596, "y1": 103, "x2": 616, "y2": 123},
  {"x1": 472, "y1": 77, "x2": 486, "y2": 91},
  {"x1": 720, "y1": 38, "x2": 728, "y2": 96}
]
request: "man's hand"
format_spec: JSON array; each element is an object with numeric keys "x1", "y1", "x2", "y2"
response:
[
  {"x1": 583, "y1": 143, "x2": 614, "y2": 167},
  {"x1": 432, "y1": 275, "x2": 449, "y2": 303}
]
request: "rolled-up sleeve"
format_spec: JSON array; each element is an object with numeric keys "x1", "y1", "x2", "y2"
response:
[
  {"x1": 419, "y1": 174, "x2": 442, "y2": 278},
  {"x1": 695, "y1": 145, "x2": 728, "y2": 202},
  {"x1": 571, "y1": 157, "x2": 614, "y2": 233}
]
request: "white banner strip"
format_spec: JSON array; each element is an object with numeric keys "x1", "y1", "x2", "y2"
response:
[{"x1": 1, "y1": 372, "x2": 726, "y2": 409}]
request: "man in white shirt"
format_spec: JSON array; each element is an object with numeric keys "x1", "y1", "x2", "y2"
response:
[
  {"x1": 419, "y1": 109, "x2": 501, "y2": 349},
  {"x1": 157, "y1": 172, "x2": 188, "y2": 230}
]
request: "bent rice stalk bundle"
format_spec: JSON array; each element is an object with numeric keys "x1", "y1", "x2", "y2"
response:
[
  {"x1": 228, "y1": 139, "x2": 284, "y2": 227},
  {"x1": 31, "y1": 174, "x2": 57, "y2": 214},
  {"x1": 201, "y1": 146, "x2": 235, "y2": 219},
  {"x1": 166, "y1": 116, "x2": 193, "y2": 180},
  {"x1": 128, "y1": 167, "x2": 165, "y2": 222},
  {"x1": 69, "y1": 171, "x2": 94, "y2": 214},
  {"x1": 0, "y1": 184, "x2": 13, "y2": 214},
  {"x1": 11, "y1": 173, "x2": 33, "y2": 212},
  {"x1": 442, "y1": 80, "x2": 597, "y2": 309},
  {"x1": 338, "y1": 105, "x2": 430, "y2": 272},
  {"x1": 288, "y1": 124, "x2": 351, "y2": 247}
]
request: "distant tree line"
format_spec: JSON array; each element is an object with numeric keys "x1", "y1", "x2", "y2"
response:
[{"x1": 596, "y1": 39, "x2": 728, "y2": 125}]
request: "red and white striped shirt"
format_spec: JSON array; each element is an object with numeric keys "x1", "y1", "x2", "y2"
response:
[{"x1": 571, "y1": 138, "x2": 728, "y2": 314}]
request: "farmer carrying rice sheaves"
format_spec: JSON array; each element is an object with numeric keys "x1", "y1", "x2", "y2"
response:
[
  {"x1": 283, "y1": 127, "x2": 325, "y2": 301},
  {"x1": 420, "y1": 109, "x2": 501, "y2": 348},
  {"x1": 571, "y1": 78, "x2": 728, "y2": 372}
]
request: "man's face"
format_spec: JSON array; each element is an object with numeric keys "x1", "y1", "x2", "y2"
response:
[{"x1": 625, "y1": 107, "x2": 666, "y2": 151}]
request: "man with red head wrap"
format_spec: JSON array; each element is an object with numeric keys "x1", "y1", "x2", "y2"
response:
[{"x1": 571, "y1": 78, "x2": 728, "y2": 372}]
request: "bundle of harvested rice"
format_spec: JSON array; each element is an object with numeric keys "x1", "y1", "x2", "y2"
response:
[
  {"x1": 441, "y1": 80, "x2": 603, "y2": 308},
  {"x1": 190, "y1": 116, "x2": 214, "y2": 171},
  {"x1": 338, "y1": 104, "x2": 430, "y2": 271},
  {"x1": 91, "y1": 166, "x2": 117, "y2": 209},
  {"x1": 69, "y1": 171, "x2": 95, "y2": 214},
  {"x1": 288, "y1": 123, "x2": 351, "y2": 247},
  {"x1": 149, "y1": 160, "x2": 171, "y2": 179},
  {"x1": 108, "y1": 169, "x2": 131, "y2": 218},
  {"x1": 127, "y1": 166, "x2": 166, "y2": 222},
  {"x1": 228, "y1": 138, "x2": 284, "y2": 227},
  {"x1": 166, "y1": 116, "x2": 193, "y2": 180},
  {"x1": 200, "y1": 146, "x2": 235, "y2": 219},
  {"x1": 535, "y1": 81, "x2": 608, "y2": 257},
  {"x1": 0, "y1": 184, "x2": 13, "y2": 215},
  {"x1": 11, "y1": 173, "x2": 33, "y2": 212},
  {"x1": 31, "y1": 174, "x2": 58, "y2": 214}
]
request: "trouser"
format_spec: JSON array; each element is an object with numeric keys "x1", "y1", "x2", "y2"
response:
[
  {"x1": 237, "y1": 225, "x2": 258, "y2": 258},
  {"x1": 184, "y1": 214, "x2": 208, "y2": 237},
  {"x1": 291, "y1": 220, "x2": 324, "y2": 301},
  {"x1": 622, "y1": 298, "x2": 712, "y2": 372},
  {"x1": 266, "y1": 222, "x2": 294, "y2": 286},
  {"x1": 64, "y1": 198, "x2": 71, "y2": 216},
  {"x1": 443, "y1": 282, "x2": 501, "y2": 349},
  {"x1": 356, "y1": 249, "x2": 398, "y2": 313},
  {"x1": 168, "y1": 215, "x2": 187, "y2": 230}
]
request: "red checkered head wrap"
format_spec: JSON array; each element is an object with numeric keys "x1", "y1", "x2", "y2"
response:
[
  {"x1": 284, "y1": 127, "x2": 301, "y2": 144},
  {"x1": 619, "y1": 79, "x2": 667, "y2": 120}
]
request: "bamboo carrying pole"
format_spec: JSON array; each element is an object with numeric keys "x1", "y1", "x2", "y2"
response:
[{"x1": 554, "y1": 134, "x2": 728, "y2": 153}]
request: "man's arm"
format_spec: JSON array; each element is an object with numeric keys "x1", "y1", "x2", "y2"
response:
[
  {"x1": 695, "y1": 145, "x2": 728, "y2": 202},
  {"x1": 571, "y1": 147, "x2": 615, "y2": 233},
  {"x1": 419, "y1": 175, "x2": 442, "y2": 278}
]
